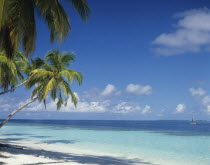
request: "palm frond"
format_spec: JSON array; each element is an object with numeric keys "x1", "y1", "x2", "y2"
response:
[
  {"x1": 35, "y1": 0, "x2": 70, "y2": 42},
  {"x1": 60, "y1": 52, "x2": 75, "y2": 66},
  {"x1": 66, "y1": 0, "x2": 90, "y2": 21},
  {"x1": 0, "y1": 51, "x2": 28, "y2": 90},
  {"x1": 26, "y1": 49, "x2": 81, "y2": 110},
  {"x1": 0, "y1": 25, "x2": 15, "y2": 58},
  {"x1": 50, "y1": 89, "x2": 57, "y2": 101},
  {"x1": 56, "y1": 91, "x2": 64, "y2": 110},
  {"x1": 7, "y1": 0, "x2": 36, "y2": 55},
  {"x1": 43, "y1": 77, "x2": 56, "y2": 99},
  {"x1": 60, "y1": 80, "x2": 78, "y2": 107},
  {"x1": 0, "y1": 0, "x2": 8, "y2": 28}
]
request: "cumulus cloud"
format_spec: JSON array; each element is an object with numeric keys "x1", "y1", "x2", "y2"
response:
[
  {"x1": 70, "y1": 101, "x2": 108, "y2": 113},
  {"x1": 23, "y1": 98, "x2": 147, "y2": 114},
  {"x1": 101, "y1": 84, "x2": 116, "y2": 96},
  {"x1": 202, "y1": 95, "x2": 210, "y2": 106},
  {"x1": 141, "y1": 105, "x2": 151, "y2": 114},
  {"x1": 23, "y1": 98, "x2": 147, "y2": 115},
  {"x1": 201, "y1": 95, "x2": 210, "y2": 113},
  {"x1": 153, "y1": 8, "x2": 210, "y2": 55},
  {"x1": 207, "y1": 105, "x2": 210, "y2": 113},
  {"x1": 126, "y1": 84, "x2": 152, "y2": 95},
  {"x1": 113, "y1": 102, "x2": 141, "y2": 113},
  {"x1": 175, "y1": 104, "x2": 185, "y2": 113},
  {"x1": 2, "y1": 84, "x2": 153, "y2": 115},
  {"x1": 114, "y1": 102, "x2": 133, "y2": 113},
  {"x1": 22, "y1": 98, "x2": 109, "y2": 113},
  {"x1": 189, "y1": 87, "x2": 210, "y2": 114},
  {"x1": 189, "y1": 87, "x2": 206, "y2": 96}
]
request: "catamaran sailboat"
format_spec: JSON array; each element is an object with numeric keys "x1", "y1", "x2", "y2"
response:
[{"x1": 191, "y1": 113, "x2": 196, "y2": 125}]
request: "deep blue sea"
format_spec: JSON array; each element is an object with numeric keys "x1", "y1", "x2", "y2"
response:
[{"x1": 1, "y1": 120, "x2": 210, "y2": 165}]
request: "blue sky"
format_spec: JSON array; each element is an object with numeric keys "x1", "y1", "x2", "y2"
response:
[{"x1": 1, "y1": 0, "x2": 210, "y2": 120}]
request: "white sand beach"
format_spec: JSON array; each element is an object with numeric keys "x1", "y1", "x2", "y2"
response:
[
  {"x1": 0, "y1": 142, "x2": 89, "y2": 165},
  {"x1": 1, "y1": 152, "x2": 77, "y2": 165},
  {"x1": 0, "y1": 140, "x2": 146, "y2": 165}
]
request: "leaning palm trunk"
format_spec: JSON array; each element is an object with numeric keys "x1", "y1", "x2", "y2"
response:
[
  {"x1": 0, "y1": 96, "x2": 37, "y2": 128},
  {"x1": 0, "y1": 80, "x2": 27, "y2": 96}
]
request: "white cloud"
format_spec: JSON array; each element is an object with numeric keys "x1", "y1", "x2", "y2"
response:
[
  {"x1": 113, "y1": 102, "x2": 141, "y2": 113},
  {"x1": 24, "y1": 99, "x2": 144, "y2": 114},
  {"x1": 201, "y1": 96, "x2": 210, "y2": 114},
  {"x1": 71, "y1": 101, "x2": 107, "y2": 113},
  {"x1": 207, "y1": 105, "x2": 210, "y2": 113},
  {"x1": 23, "y1": 98, "x2": 109, "y2": 113},
  {"x1": 101, "y1": 84, "x2": 116, "y2": 96},
  {"x1": 0, "y1": 84, "x2": 154, "y2": 115},
  {"x1": 141, "y1": 105, "x2": 151, "y2": 114},
  {"x1": 202, "y1": 95, "x2": 210, "y2": 106},
  {"x1": 126, "y1": 84, "x2": 152, "y2": 95},
  {"x1": 189, "y1": 87, "x2": 210, "y2": 114},
  {"x1": 175, "y1": 104, "x2": 185, "y2": 113},
  {"x1": 189, "y1": 87, "x2": 206, "y2": 96},
  {"x1": 114, "y1": 102, "x2": 132, "y2": 113},
  {"x1": 9, "y1": 85, "x2": 153, "y2": 115},
  {"x1": 153, "y1": 8, "x2": 210, "y2": 55},
  {"x1": 23, "y1": 98, "x2": 146, "y2": 114}
]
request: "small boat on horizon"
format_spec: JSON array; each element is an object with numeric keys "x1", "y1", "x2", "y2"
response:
[{"x1": 190, "y1": 113, "x2": 196, "y2": 125}]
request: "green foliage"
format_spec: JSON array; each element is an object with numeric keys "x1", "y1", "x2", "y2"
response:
[
  {"x1": 66, "y1": 0, "x2": 90, "y2": 21},
  {"x1": 0, "y1": 0, "x2": 90, "y2": 58},
  {"x1": 0, "y1": 51, "x2": 27, "y2": 90},
  {"x1": 26, "y1": 50, "x2": 82, "y2": 109},
  {"x1": 24, "y1": 58, "x2": 45, "y2": 75}
]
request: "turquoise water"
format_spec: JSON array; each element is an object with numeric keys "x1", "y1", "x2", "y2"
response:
[{"x1": 0, "y1": 120, "x2": 210, "y2": 165}]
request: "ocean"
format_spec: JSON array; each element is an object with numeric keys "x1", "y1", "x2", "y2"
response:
[{"x1": 0, "y1": 120, "x2": 210, "y2": 165}]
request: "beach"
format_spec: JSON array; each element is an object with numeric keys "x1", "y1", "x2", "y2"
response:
[
  {"x1": 0, "y1": 139, "x2": 145, "y2": 165},
  {"x1": 1, "y1": 120, "x2": 210, "y2": 165}
]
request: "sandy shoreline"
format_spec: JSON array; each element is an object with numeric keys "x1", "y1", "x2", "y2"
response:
[
  {"x1": 0, "y1": 141, "x2": 150, "y2": 165},
  {"x1": 0, "y1": 143, "x2": 82, "y2": 165}
]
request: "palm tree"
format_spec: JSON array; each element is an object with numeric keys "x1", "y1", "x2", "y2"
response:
[
  {"x1": 0, "y1": 54, "x2": 44, "y2": 95},
  {"x1": 24, "y1": 57, "x2": 45, "y2": 76},
  {"x1": 0, "y1": 51, "x2": 27, "y2": 93},
  {"x1": 0, "y1": 50, "x2": 82, "y2": 128},
  {"x1": 0, "y1": 0, "x2": 90, "y2": 58}
]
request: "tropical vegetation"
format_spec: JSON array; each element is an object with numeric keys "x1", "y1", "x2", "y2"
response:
[
  {"x1": 0, "y1": 53, "x2": 44, "y2": 95},
  {"x1": 0, "y1": 50, "x2": 82, "y2": 128},
  {"x1": 0, "y1": 51, "x2": 27, "y2": 92},
  {"x1": 0, "y1": 0, "x2": 89, "y2": 128},
  {"x1": 0, "y1": 0, "x2": 90, "y2": 58}
]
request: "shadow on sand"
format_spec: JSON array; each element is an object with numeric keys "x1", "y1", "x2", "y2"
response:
[
  {"x1": 30, "y1": 136, "x2": 51, "y2": 139},
  {"x1": 41, "y1": 140, "x2": 77, "y2": 144},
  {"x1": 2, "y1": 133, "x2": 32, "y2": 136},
  {"x1": 0, "y1": 142, "x2": 157, "y2": 165}
]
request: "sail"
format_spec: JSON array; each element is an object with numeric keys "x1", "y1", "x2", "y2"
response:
[
  {"x1": 192, "y1": 114, "x2": 194, "y2": 122},
  {"x1": 191, "y1": 113, "x2": 196, "y2": 125}
]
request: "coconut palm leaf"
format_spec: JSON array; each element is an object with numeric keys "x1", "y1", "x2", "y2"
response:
[
  {"x1": 23, "y1": 57, "x2": 45, "y2": 75},
  {"x1": 66, "y1": 0, "x2": 90, "y2": 21},
  {"x1": 0, "y1": 51, "x2": 28, "y2": 90},
  {"x1": 0, "y1": 0, "x2": 90, "y2": 58},
  {"x1": 35, "y1": 0, "x2": 70, "y2": 43},
  {"x1": 0, "y1": 0, "x2": 8, "y2": 27},
  {"x1": 4, "y1": 0, "x2": 36, "y2": 55},
  {"x1": 26, "y1": 49, "x2": 82, "y2": 109}
]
